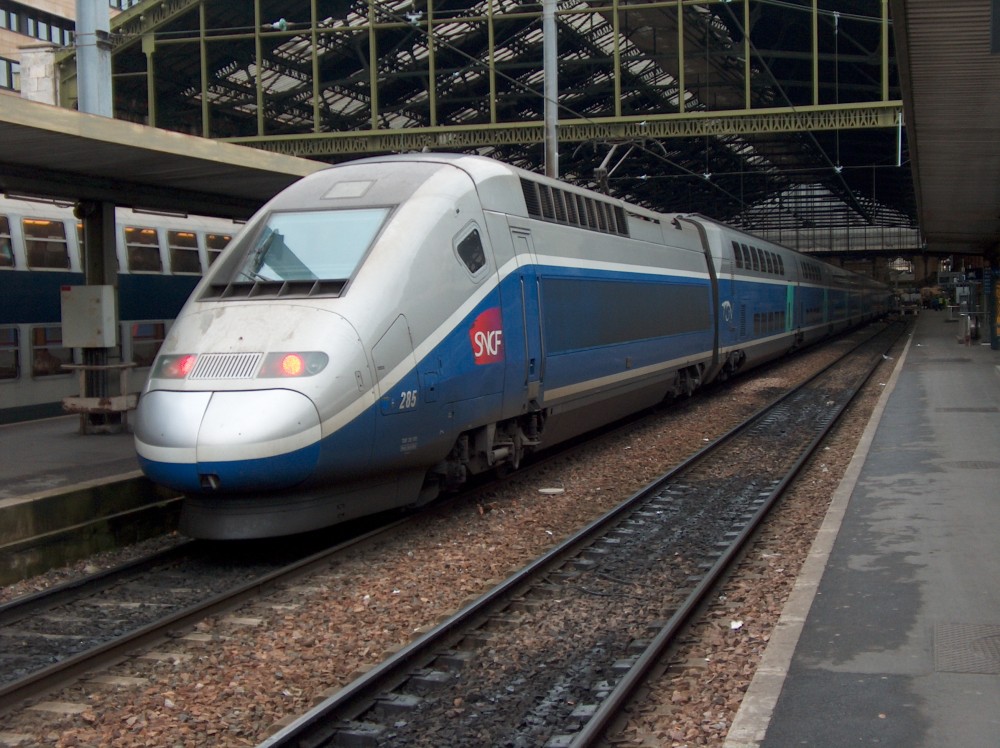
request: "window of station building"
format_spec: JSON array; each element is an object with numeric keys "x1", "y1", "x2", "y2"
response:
[
  {"x1": 1, "y1": 216, "x2": 13, "y2": 268},
  {"x1": 168, "y1": 231, "x2": 202, "y2": 274},
  {"x1": 31, "y1": 326, "x2": 71, "y2": 378},
  {"x1": 0, "y1": 57, "x2": 19, "y2": 91},
  {"x1": 124, "y1": 226, "x2": 163, "y2": 272},
  {"x1": 22, "y1": 218, "x2": 69, "y2": 269},
  {"x1": 0, "y1": 7, "x2": 17, "y2": 32},
  {"x1": 205, "y1": 233, "x2": 231, "y2": 265},
  {"x1": 2, "y1": 2, "x2": 73, "y2": 45},
  {"x1": 0, "y1": 327, "x2": 18, "y2": 380},
  {"x1": 130, "y1": 322, "x2": 166, "y2": 367}
]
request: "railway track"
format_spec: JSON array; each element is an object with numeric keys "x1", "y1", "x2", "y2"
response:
[
  {"x1": 0, "y1": 322, "x2": 905, "y2": 742},
  {"x1": 259, "y1": 321, "x2": 907, "y2": 748},
  {"x1": 0, "y1": 520, "x2": 410, "y2": 715}
]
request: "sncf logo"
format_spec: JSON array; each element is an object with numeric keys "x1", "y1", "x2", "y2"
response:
[{"x1": 470, "y1": 307, "x2": 504, "y2": 365}]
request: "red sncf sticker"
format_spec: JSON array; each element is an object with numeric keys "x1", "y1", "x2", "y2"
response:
[{"x1": 470, "y1": 307, "x2": 504, "y2": 365}]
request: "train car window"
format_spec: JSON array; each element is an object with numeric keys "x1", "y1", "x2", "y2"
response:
[
  {"x1": 206, "y1": 233, "x2": 232, "y2": 265},
  {"x1": 596, "y1": 202, "x2": 608, "y2": 232},
  {"x1": 455, "y1": 226, "x2": 487, "y2": 275},
  {"x1": 777, "y1": 256, "x2": 785, "y2": 275},
  {"x1": 553, "y1": 189, "x2": 568, "y2": 223},
  {"x1": 602, "y1": 202, "x2": 615, "y2": 233},
  {"x1": 31, "y1": 326, "x2": 71, "y2": 378},
  {"x1": 0, "y1": 327, "x2": 18, "y2": 379},
  {"x1": 130, "y1": 322, "x2": 167, "y2": 367},
  {"x1": 765, "y1": 251, "x2": 775, "y2": 274},
  {"x1": 614, "y1": 206, "x2": 628, "y2": 236},
  {"x1": 125, "y1": 226, "x2": 163, "y2": 272},
  {"x1": 0, "y1": 216, "x2": 13, "y2": 268},
  {"x1": 23, "y1": 218, "x2": 69, "y2": 269},
  {"x1": 731, "y1": 241, "x2": 742, "y2": 269},
  {"x1": 520, "y1": 179, "x2": 541, "y2": 217},
  {"x1": 233, "y1": 208, "x2": 388, "y2": 284},
  {"x1": 538, "y1": 186, "x2": 555, "y2": 221},
  {"x1": 168, "y1": 231, "x2": 202, "y2": 274},
  {"x1": 565, "y1": 191, "x2": 579, "y2": 225}
]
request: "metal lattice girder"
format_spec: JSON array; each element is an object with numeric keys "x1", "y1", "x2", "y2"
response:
[
  {"x1": 60, "y1": 0, "x2": 911, "y2": 235},
  {"x1": 224, "y1": 101, "x2": 902, "y2": 157}
]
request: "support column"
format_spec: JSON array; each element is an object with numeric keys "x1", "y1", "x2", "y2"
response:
[
  {"x1": 543, "y1": 0, "x2": 558, "y2": 178},
  {"x1": 73, "y1": 200, "x2": 120, "y2": 431},
  {"x1": 75, "y1": 0, "x2": 112, "y2": 117}
]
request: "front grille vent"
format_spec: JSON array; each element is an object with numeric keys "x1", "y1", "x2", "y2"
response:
[
  {"x1": 200, "y1": 279, "x2": 346, "y2": 300},
  {"x1": 190, "y1": 352, "x2": 263, "y2": 380}
]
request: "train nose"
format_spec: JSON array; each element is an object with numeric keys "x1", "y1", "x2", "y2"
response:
[{"x1": 135, "y1": 389, "x2": 321, "y2": 492}]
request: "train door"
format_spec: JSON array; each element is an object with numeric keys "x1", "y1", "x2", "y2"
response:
[
  {"x1": 786, "y1": 285, "x2": 795, "y2": 333},
  {"x1": 510, "y1": 229, "x2": 543, "y2": 401}
]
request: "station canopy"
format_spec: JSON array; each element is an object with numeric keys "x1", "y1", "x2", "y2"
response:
[{"x1": 77, "y1": 0, "x2": 914, "y2": 248}]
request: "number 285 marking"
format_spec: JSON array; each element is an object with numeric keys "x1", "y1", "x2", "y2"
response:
[{"x1": 399, "y1": 389, "x2": 418, "y2": 410}]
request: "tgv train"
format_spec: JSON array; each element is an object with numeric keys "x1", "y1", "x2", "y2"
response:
[
  {"x1": 0, "y1": 196, "x2": 240, "y2": 424},
  {"x1": 134, "y1": 154, "x2": 890, "y2": 539}
]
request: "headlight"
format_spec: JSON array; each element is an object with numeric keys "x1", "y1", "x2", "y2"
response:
[{"x1": 257, "y1": 352, "x2": 329, "y2": 378}]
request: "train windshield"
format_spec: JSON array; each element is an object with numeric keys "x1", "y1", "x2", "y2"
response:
[{"x1": 235, "y1": 208, "x2": 388, "y2": 283}]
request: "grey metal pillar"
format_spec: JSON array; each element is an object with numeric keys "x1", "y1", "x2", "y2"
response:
[
  {"x1": 543, "y1": 0, "x2": 558, "y2": 178},
  {"x1": 74, "y1": 200, "x2": 119, "y2": 424},
  {"x1": 75, "y1": 1, "x2": 117, "y2": 428},
  {"x1": 76, "y1": 0, "x2": 113, "y2": 117}
]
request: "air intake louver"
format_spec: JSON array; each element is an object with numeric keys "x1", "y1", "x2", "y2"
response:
[
  {"x1": 189, "y1": 353, "x2": 263, "y2": 380},
  {"x1": 518, "y1": 177, "x2": 630, "y2": 237}
]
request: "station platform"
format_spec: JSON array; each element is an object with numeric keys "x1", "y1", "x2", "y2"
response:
[
  {"x1": 0, "y1": 416, "x2": 178, "y2": 583},
  {"x1": 0, "y1": 416, "x2": 139, "y2": 502},
  {"x1": 727, "y1": 311, "x2": 1000, "y2": 746}
]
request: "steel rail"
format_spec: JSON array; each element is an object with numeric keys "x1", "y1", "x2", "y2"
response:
[
  {"x1": 570, "y1": 321, "x2": 908, "y2": 746},
  {"x1": 258, "y1": 321, "x2": 907, "y2": 748},
  {"x1": 0, "y1": 516, "x2": 412, "y2": 715}
]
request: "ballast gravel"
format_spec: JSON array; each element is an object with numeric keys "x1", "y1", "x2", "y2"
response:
[{"x1": 0, "y1": 328, "x2": 901, "y2": 747}]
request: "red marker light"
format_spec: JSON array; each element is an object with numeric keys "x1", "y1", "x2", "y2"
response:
[
  {"x1": 152, "y1": 354, "x2": 198, "y2": 379},
  {"x1": 176, "y1": 354, "x2": 197, "y2": 377},
  {"x1": 280, "y1": 353, "x2": 304, "y2": 377}
]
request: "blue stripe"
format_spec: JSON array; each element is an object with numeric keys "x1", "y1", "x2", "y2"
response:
[
  {"x1": 139, "y1": 440, "x2": 320, "y2": 493},
  {"x1": 0, "y1": 272, "x2": 198, "y2": 326}
]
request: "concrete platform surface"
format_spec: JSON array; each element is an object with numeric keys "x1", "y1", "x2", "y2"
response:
[
  {"x1": 727, "y1": 311, "x2": 1000, "y2": 747},
  {"x1": 0, "y1": 416, "x2": 139, "y2": 505}
]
